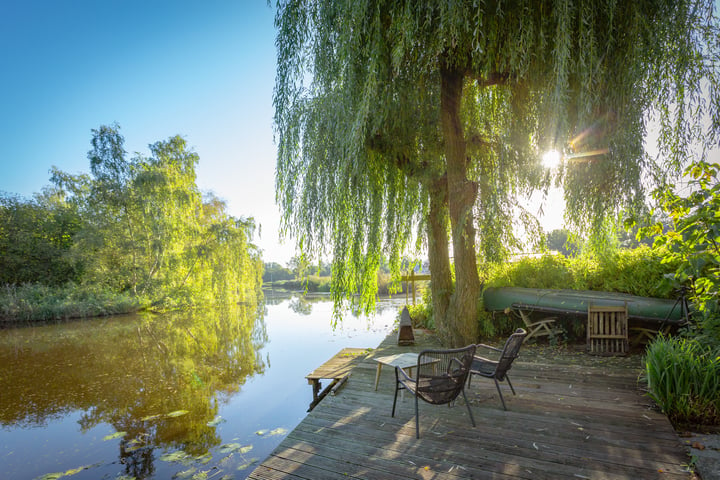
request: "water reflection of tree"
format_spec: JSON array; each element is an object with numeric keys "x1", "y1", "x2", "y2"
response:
[
  {"x1": 0, "y1": 302, "x2": 267, "y2": 479},
  {"x1": 288, "y1": 296, "x2": 313, "y2": 315}
]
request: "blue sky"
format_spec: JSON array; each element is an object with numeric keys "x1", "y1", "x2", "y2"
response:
[
  {"x1": 0, "y1": 1, "x2": 290, "y2": 261},
  {"x1": 2, "y1": 2, "x2": 716, "y2": 265}
]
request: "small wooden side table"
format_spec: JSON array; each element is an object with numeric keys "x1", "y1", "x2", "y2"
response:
[{"x1": 373, "y1": 352, "x2": 435, "y2": 391}]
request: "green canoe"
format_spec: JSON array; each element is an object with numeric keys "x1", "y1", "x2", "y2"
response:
[{"x1": 483, "y1": 287, "x2": 686, "y2": 324}]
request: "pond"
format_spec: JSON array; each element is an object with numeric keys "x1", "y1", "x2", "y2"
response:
[{"x1": 0, "y1": 293, "x2": 402, "y2": 480}]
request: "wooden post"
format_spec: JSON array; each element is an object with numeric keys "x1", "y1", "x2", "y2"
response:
[
  {"x1": 405, "y1": 270, "x2": 409, "y2": 304},
  {"x1": 411, "y1": 270, "x2": 416, "y2": 305},
  {"x1": 400, "y1": 271, "x2": 431, "y2": 306}
]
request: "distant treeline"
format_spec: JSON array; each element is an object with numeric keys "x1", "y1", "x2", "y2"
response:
[
  {"x1": 262, "y1": 258, "x2": 423, "y2": 296},
  {"x1": 0, "y1": 124, "x2": 262, "y2": 322}
]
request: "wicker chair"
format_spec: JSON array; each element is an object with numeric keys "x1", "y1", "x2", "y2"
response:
[
  {"x1": 468, "y1": 328, "x2": 527, "y2": 410},
  {"x1": 391, "y1": 345, "x2": 476, "y2": 438}
]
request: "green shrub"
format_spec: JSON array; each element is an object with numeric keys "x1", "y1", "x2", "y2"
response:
[
  {"x1": 406, "y1": 289, "x2": 434, "y2": 330},
  {"x1": 482, "y1": 247, "x2": 676, "y2": 298},
  {"x1": 644, "y1": 335, "x2": 720, "y2": 426},
  {"x1": 582, "y1": 247, "x2": 677, "y2": 298},
  {"x1": 483, "y1": 254, "x2": 576, "y2": 290},
  {"x1": 0, "y1": 283, "x2": 140, "y2": 324}
]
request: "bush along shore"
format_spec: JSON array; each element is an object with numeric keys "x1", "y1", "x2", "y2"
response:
[{"x1": 0, "y1": 283, "x2": 141, "y2": 326}]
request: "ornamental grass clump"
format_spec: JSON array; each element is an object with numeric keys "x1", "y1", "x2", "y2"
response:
[{"x1": 644, "y1": 335, "x2": 720, "y2": 426}]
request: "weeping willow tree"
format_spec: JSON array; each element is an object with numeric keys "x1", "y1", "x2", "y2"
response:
[{"x1": 274, "y1": 0, "x2": 720, "y2": 345}]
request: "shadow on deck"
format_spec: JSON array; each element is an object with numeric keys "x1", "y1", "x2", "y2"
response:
[{"x1": 250, "y1": 330, "x2": 692, "y2": 479}]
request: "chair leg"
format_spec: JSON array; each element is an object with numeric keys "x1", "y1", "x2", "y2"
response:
[
  {"x1": 461, "y1": 388, "x2": 476, "y2": 427},
  {"x1": 415, "y1": 392, "x2": 420, "y2": 439},
  {"x1": 494, "y1": 378, "x2": 507, "y2": 410},
  {"x1": 505, "y1": 374, "x2": 516, "y2": 396},
  {"x1": 392, "y1": 371, "x2": 400, "y2": 417}
]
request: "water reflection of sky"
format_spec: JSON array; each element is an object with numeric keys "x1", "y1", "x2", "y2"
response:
[{"x1": 0, "y1": 295, "x2": 402, "y2": 480}]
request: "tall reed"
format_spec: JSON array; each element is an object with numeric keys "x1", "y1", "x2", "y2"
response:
[{"x1": 644, "y1": 335, "x2": 720, "y2": 426}]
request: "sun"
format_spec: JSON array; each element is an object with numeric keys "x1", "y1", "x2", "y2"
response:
[{"x1": 542, "y1": 150, "x2": 562, "y2": 169}]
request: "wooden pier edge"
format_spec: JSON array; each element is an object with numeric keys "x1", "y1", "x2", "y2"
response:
[{"x1": 305, "y1": 347, "x2": 371, "y2": 411}]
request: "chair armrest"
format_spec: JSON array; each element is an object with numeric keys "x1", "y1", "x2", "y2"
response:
[
  {"x1": 395, "y1": 365, "x2": 416, "y2": 384},
  {"x1": 447, "y1": 356, "x2": 463, "y2": 374},
  {"x1": 476, "y1": 343, "x2": 502, "y2": 353}
]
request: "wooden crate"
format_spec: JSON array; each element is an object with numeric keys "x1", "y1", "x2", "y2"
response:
[{"x1": 587, "y1": 304, "x2": 628, "y2": 355}]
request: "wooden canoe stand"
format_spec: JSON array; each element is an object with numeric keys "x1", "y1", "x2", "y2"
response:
[{"x1": 305, "y1": 347, "x2": 371, "y2": 411}]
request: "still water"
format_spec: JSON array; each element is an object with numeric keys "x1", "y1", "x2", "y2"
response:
[{"x1": 0, "y1": 294, "x2": 401, "y2": 480}]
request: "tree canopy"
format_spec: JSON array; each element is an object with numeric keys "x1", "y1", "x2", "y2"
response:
[
  {"x1": 274, "y1": 0, "x2": 720, "y2": 344},
  {"x1": 0, "y1": 125, "x2": 263, "y2": 313}
]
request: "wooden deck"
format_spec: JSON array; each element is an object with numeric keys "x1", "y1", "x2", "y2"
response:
[{"x1": 250, "y1": 330, "x2": 692, "y2": 479}]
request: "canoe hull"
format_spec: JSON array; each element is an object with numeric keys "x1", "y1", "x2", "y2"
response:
[{"x1": 483, "y1": 287, "x2": 685, "y2": 324}]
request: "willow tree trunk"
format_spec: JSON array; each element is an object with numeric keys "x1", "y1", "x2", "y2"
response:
[
  {"x1": 426, "y1": 176, "x2": 452, "y2": 341},
  {"x1": 439, "y1": 65, "x2": 480, "y2": 346}
]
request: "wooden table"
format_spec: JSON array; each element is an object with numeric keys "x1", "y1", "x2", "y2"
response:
[{"x1": 373, "y1": 352, "x2": 436, "y2": 390}]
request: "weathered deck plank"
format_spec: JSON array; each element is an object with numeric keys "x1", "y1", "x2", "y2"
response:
[{"x1": 250, "y1": 330, "x2": 691, "y2": 479}]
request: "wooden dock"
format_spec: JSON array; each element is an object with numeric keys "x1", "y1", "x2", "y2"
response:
[
  {"x1": 251, "y1": 330, "x2": 692, "y2": 479},
  {"x1": 305, "y1": 347, "x2": 373, "y2": 411}
]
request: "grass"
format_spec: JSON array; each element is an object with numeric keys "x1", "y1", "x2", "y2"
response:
[
  {"x1": 0, "y1": 283, "x2": 140, "y2": 325},
  {"x1": 643, "y1": 335, "x2": 720, "y2": 427}
]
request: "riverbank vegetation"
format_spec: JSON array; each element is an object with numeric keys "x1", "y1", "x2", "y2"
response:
[{"x1": 0, "y1": 125, "x2": 262, "y2": 324}]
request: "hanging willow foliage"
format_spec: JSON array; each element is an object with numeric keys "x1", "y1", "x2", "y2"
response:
[{"x1": 274, "y1": 0, "x2": 719, "y2": 342}]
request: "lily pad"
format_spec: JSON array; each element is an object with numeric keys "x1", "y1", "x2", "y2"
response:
[
  {"x1": 124, "y1": 437, "x2": 144, "y2": 452},
  {"x1": 237, "y1": 458, "x2": 259, "y2": 470},
  {"x1": 159, "y1": 450, "x2": 192, "y2": 464},
  {"x1": 206, "y1": 416, "x2": 224, "y2": 427},
  {"x1": 267, "y1": 428, "x2": 288, "y2": 436},
  {"x1": 219, "y1": 443, "x2": 252, "y2": 455},
  {"x1": 35, "y1": 473, "x2": 63, "y2": 480},
  {"x1": 165, "y1": 410, "x2": 190, "y2": 418},
  {"x1": 102, "y1": 431, "x2": 127, "y2": 441},
  {"x1": 195, "y1": 452, "x2": 213, "y2": 464},
  {"x1": 34, "y1": 464, "x2": 96, "y2": 480},
  {"x1": 173, "y1": 467, "x2": 196, "y2": 479}
]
